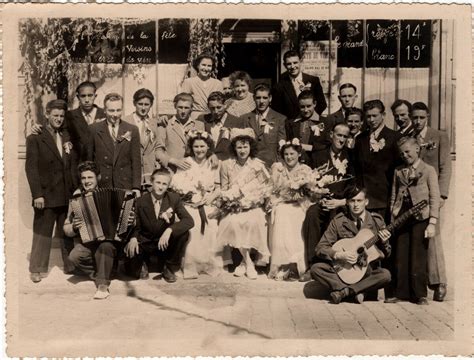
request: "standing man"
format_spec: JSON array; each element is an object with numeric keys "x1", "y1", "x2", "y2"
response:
[
  {"x1": 240, "y1": 83, "x2": 287, "y2": 168},
  {"x1": 25, "y1": 99, "x2": 77, "y2": 282},
  {"x1": 344, "y1": 107, "x2": 364, "y2": 149},
  {"x1": 391, "y1": 99, "x2": 416, "y2": 136},
  {"x1": 411, "y1": 101, "x2": 452, "y2": 302},
  {"x1": 328, "y1": 83, "x2": 358, "y2": 125},
  {"x1": 124, "y1": 88, "x2": 160, "y2": 189},
  {"x1": 272, "y1": 50, "x2": 327, "y2": 120},
  {"x1": 87, "y1": 93, "x2": 141, "y2": 195}
]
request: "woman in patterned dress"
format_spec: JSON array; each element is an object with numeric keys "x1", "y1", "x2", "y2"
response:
[{"x1": 225, "y1": 71, "x2": 256, "y2": 118}]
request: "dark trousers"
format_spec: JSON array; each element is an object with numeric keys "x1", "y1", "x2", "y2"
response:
[
  {"x1": 310, "y1": 262, "x2": 391, "y2": 295},
  {"x1": 30, "y1": 206, "x2": 75, "y2": 273},
  {"x1": 124, "y1": 232, "x2": 189, "y2": 279},
  {"x1": 68, "y1": 241, "x2": 120, "y2": 286},
  {"x1": 302, "y1": 203, "x2": 338, "y2": 270},
  {"x1": 394, "y1": 219, "x2": 429, "y2": 299}
]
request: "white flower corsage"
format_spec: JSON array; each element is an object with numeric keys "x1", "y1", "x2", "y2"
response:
[
  {"x1": 263, "y1": 122, "x2": 274, "y2": 134},
  {"x1": 311, "y1": 123, "x2": 325, "y2": 137},
  {"x1": 159, "y1": 207, "x2": 174, "y2": 224},
  {"x1": 145, "y1": 128, "x2": 155, "y2": 141},
  {"x1": 119, "y1": 131, "x2": 132, "y2": 142},
  {"x1": 63, "y1": 142, "x2": 73, "y2": 155},
  {"x1": 299, "y1": 82, "x2": 312, "y2": 91},
  {"x1": 420, "y1": 141, "x2": 437, "y2": 150},
  {"x1": 370, "y1": 136, "x2": 385, "y2": 152},
  {"x1": 333, "y1": 158, "x2": 348, "y2": 175}
]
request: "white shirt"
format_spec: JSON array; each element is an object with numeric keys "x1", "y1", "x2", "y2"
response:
[
  {"x1": 210, "y1": 113, "x2": 228, "y2": 143},
  {"x1": 291, "y1": 72, "x2": 305, "y2": 96},
  {"x1": 257, "y1": 108, "x2": 270, "y2": 126},
  {"x1": 417, "y1": 125, "x2": 428, "y2": 141},
  {"x1": 82, "y1": 107, "x2": 98, "y2": 125},
  {"x1": 370, "y1": 124, "x2": 385, "y2": 139}
]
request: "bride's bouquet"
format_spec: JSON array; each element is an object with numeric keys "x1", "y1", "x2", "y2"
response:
[{"x1": 170, "y1": 169, "x2": 216, "y2": 205}]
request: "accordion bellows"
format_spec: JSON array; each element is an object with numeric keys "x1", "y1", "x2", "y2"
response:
[{"x1": 71, "y1": 188, "x2": 136, "y2": 243}]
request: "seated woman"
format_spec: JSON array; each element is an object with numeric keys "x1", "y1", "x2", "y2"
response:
[
  {"x1": 181, "y1": 53, "x2": 223, "y2": 120},
  {"x1": 225, "y1": 71, "x2": 256, "y2": 118},
  {"x1": 170, "y1": 130, "x2": 223, "y2": 279},
  {"x1": 268, "y1": 139, "x2": 313, "y2": 281},
  {"x1": 217, "y1": 128, "x2": 271, "y2": 279}
]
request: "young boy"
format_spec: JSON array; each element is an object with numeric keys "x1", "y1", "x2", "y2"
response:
[
  {"x1": 386, "y1": 136, "x2": 440, "y2": 305},
  {"x1": 311, "y1": 186, "x2": 392, "y2": 304}
]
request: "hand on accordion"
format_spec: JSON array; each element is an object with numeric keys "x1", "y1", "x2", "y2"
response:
[
  {"x1": 72, "y1": 216, "x2": 84, "y2": 232},
  {"x1": 124, "y1": 237, "x2": 140, "y2": 258}
]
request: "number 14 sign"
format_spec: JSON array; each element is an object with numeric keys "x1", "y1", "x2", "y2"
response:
[{"x1": 400, "y1": 20, "x2": 431, "y2": 68}]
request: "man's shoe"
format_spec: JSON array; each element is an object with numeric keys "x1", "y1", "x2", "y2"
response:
[
  {"x1": 162, "y1": 266, "x2": 177, "y2": 283},
  {"x1": 140, "y1": 264, "x2": 149, "y2": 280},
  {"x1": 30, "y1": 272, "x2": 41, "y2": 283},
  {"x1": 355, "y1": 293, "x2": 365, "y2": 304},
  {"x1": 298, "y1": 271, "x2": 312, "y2": 282},
  {"x1": 233, "y1": 264, "x2": 246, "y2": 277},
  {"x1": 93, "y1": 285, "x2": 110, "y2": 300},
  {"x1": 416, "y1": 297, "x2": 429, "y2": 305},
  {"x1": 330, "y1": 288, "x2": 349, "y2": 304},
  {"x1": 433, "y1": 283, "x2": 447, "y2": 302},
  {"x1": 384, "y1": 297, "x2": 402, "y2": 304}
]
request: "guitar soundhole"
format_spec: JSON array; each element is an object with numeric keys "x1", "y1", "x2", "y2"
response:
[{"x1": 357, "y1": 247, "x2": 364, "y2": 254}]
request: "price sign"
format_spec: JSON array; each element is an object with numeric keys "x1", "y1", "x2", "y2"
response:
[
  {"x1": 124, "y1": 21, "x2": 156, "y2": 64},
  {"x1": 366, "y1": 20, "x2": 398, "y2": 68},
  {"x1": 158, "y1": 19, "x2": 190, "y2": 64},
  {"x1": 400, "y1": 20, "x2": 431, "y2": 68}
]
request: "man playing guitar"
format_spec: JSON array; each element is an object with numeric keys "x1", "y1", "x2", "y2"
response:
[{"x1": 310, "y1": 186, "x2": 392, "y2": 304}]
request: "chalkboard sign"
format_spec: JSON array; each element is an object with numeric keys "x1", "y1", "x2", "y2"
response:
[
  {"x1": 366, "y1": 20, "x2": 398, "y2": 68},
  {"x1": 332, "y1": 20, "x2": 364, "y2": 68},
  {"x1": 400, "y1": 20, "x2": 431, "y2": 68},
  {"x1": 125, "y1": 21, "x2": 156, "y2": 64},
  {"x1": 158, "y1": 19, "x2": 190, "y2": 64},
  {"x1": 298, "y1": 20, "x2": 330, "y2": 42}
]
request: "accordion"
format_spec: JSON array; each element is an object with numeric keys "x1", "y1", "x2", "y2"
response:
[{"x1": 70, "y1": 188, "x2": 136, "y2": 243}]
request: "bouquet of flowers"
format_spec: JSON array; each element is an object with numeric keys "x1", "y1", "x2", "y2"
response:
[
  {"x1": 273, "y1": 164, "x2": 314, "y2": 202},
  {"x1": 170, "y1": 169, "x2": 216, "y2": 205}
]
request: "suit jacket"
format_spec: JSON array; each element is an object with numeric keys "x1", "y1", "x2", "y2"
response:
[
  {"x1": 132, "y1": 191, "x2": 194, "y2": 243},
  {"x1": 65, "y1": 106, "x2": 106, "y2": 161},
  {"x1": 124, "y1": 113, "x2": 160, "y2": 186},
  {"x1": 87, "y1": 120, "x2": 141, "y2": 190},
  {"x1": 25, "y1": 130, "x2": 77, "y2": 208},
  {"x1": 312, "y1": 148, "x2": 355, "y2": 199},
  {"x1": 418, "y1": 127, "x2": 452, "y2": 198},
  {"x1": 354, "y1": 126, "x2": 402, "y2": 209},
  {"x1": 390, "y1": 160, "x2": 440, "y2": 221},
  {"x1": 272, "y1": 72, "x2": 327, "y2": 119},
  {"x1": 327, "y1": 108, "x2": 346, "y2": 125},
  {"x1": 241, "y1": 108, "x2": 287, "y2": 168},
  {"x1": 199, "y1": 112, "x2": 245, "y2": 161}
]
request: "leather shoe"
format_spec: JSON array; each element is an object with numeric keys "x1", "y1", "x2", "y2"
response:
[
  {"x1": 330, "y1": 288, "x2": 350, "y2": 304},
  {"x1": 162, "y1": 266, "x2": 177, "y2": 283},
  {"x1": 433, "y1": 283, "x2": 447, "y2": 302},
  {"x1": 384, "y1": 297, "x2": 402, "y2": 304},
  {"x1": 298, "y1": 271, "x2": 312, "y2": 282},
  {"x1": 30, "y1": 272, "x2": 41, "y2": 283},
  {"x1": 416, "y1": 297, "x2": 429, "y2": 305}
]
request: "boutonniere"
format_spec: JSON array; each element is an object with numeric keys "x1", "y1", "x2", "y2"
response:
[
  {"x1": 310, "y1": 123, "x2": 325, "y2": 137},
  {"x1": 333, "y1": 158, "x2": 348, "y2": 175},
  {"x1": 119, "y1": 131, "x2": 132, "y2": 142},
  {"x1": 369, "y1": 136, "x2": 385, "y2": 152},
  {"x1": 220, "y1": 127, "x2": 230, "y2": 140},
  {"x1": 420, "y1": 141, "x2": 437, "y2": 150},
  {"x1": 144, "y1": 128, "x2": 155, "y2": 141},
  {"x1": 299, "y1": 82, "x2": 312, "y2": 91},
  {"x1": 406, "y1": 168, "x2": 422, "y2": 184},
  {"x1": 63, "y1": 142, "x2": 73, "y2": 155},
  {"x1": 159, "y1": 207, "x2": 174, "y2": 224},
  {"x1": 263, "y1": 122, "x2": 274, "y2": 134}
]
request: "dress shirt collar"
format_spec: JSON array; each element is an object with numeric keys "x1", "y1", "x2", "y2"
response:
[
  {"x1": 170, "y1": 115, "x2": 194, "y2": 128},
  {"x1": 133, "y1": 112, "x2": 150, "y2": 125},
  {"x1": 45, "y1": 124, "x2": 62, "y2": 137},
  {"x1": 82, "y1": 107, "x2": 97, "y2": 124},
  {"x1": 418, "y1": 125, "x2": 428, "y2": 139},
  {"x1": 411, "y1": 158, "x2": 421, "y2": 170},
  {"x1": 295, "y1": 112, "x2": 320, "y2": 123},
  {"x1": 370, "y1": 124, "x2": 385, "y2": 139},
  {"x1": 256, "y1": 108, "x2": 270, "y2": 122},
  {"x1": 291, "y1": 72, "x2": 304, "y2": 84}
]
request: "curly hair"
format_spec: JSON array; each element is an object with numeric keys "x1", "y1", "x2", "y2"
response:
[
  {"x1": 77, "y1": 161, "x2": 100, "y2": 177},
  {"x1": 192, "y1": 53, "x2": 216, "y2": 72},
  {"x1": 186, "y1": 133, "x2": 215, "y2": 158},
  {"x1": 279, "y1": 142, "x2": 302, "y2": 159},
  {"x1": 229, "y1": 71, "x2": 252, "y2": 89},
  {"x1": 229, "y1": 135, "x2": 258, "y2": 159}
]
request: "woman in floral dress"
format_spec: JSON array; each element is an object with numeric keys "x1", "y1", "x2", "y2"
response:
[
  {"x1": 268, "y1": 139, "x2": 313, "y2": 281},
  {"x1": 217, "y1": 128, "x2": 271, "y2": 280},
  {"x1": 170, "y1": 130, "x2": 223, "y2": 279}
]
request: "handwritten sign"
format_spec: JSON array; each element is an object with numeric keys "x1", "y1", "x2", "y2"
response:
[
  {"x1": 366, "y1": 20, "x2": 398, "y2": 68},
  {"x1": 124, "y1": 21, "x2": 156, "y2": 64},
  {"x1": 400, "y1": 20, "x2": 431, "y2": 68},
  {"x1": 332, "y1": 20, "x2": 364, "y2": 68},
  {"x1": 158, "y1": 19, "x2": 190, "y2": 64}
]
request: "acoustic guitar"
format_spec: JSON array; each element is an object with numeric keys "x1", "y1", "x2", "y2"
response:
[{"x1": 332, "y1": 200, "x2": 428, "y2": 285}]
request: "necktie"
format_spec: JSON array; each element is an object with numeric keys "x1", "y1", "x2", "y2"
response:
[
  {"x1": 85, "y1": 113, "x2": 93, "y2": 125},
  {"x1": 154, "y1": 199, "x2": 161, "y2": 219},
  {"x1": 55, "y1": 130, "x2": 63, "y2": 157},
  {"x1": 111, "y1": 124, "x2": 118, "y2": 143},
  {"x1": 356, "y1": 217, "x2": 362, "y2": 231}
]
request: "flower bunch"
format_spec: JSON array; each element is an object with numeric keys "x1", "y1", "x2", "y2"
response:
[
  {"x1": 274, "y1": 164, "x2": 313, "y2": 202},
  {"x1": 419, "y1": 141, "x2": 437, "y2": 151},
  {"x1": 170, "y1": 169, "x2": 216, "y2": 204}
]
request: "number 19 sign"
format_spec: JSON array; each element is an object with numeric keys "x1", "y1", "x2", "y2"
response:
[{"x1": 400, "y1": 20, "x2": 431, "y2": 68}]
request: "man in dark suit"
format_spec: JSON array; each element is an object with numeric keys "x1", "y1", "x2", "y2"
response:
[
  {"x1": 241, "y1": 83, "x2": 286, "y2": 168},
  {"x1": 411, "y1": 101, "x2": 452, "y2": 302},
  {"x1": 87, "y1": 93, "x2": 141, "y2": 196},
  {"x1": 391, "y1": 99, "x2": 416, "y2": 136},
  {"x1": 300, "y1": 123, "x2": 355, "y2": 282},
  {"x1": 124, "y1": 169, "x2": 194, "y2": 282},
  {"x1": 344, "y1": 107, "x2": 364, "y2": 149},
  {"x1": 197, "y1": 91, "x2": 245, "y2": 161},
  {"x1": 25, "y1": 99, "x2": 77, "y2": 283},
  {"x1": 327, "y1": 83, "x2": 358, "y2": 125},
  {"x1": 272, "y1": 50, "x2": 327, "y2": 120},
  {"x1": 354, "y1": 100, "x2": 402, "y2": 219}
]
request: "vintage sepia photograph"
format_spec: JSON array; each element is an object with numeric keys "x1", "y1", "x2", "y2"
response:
[{"x1": 2, "y1": 3, "x2": 471, "y2": 357}]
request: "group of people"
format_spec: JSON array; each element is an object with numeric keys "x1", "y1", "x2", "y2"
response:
[{"x1": 25, "y1": 50, "x2": 451, "y2": 305}]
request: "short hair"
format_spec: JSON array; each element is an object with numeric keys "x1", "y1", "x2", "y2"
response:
[
  {"x1": 344, "y1": 186, "x2": 367, "y2": 200},
  {"x1": 192, "y1": 53, "x2": 216, "y2": 72},
  {"x1": 77, "y1": 161, "x2": 100, "y2": 177},
  {"x1": 411, "y1": 101, "x2": 430, "y2": 114},
  {"x1": 45, "y1": 99, "x2": 67, "y2": 114},
  {"x1": 229, "y1": 71, "x2": 252, "y2": 89},
  {"x1": 279, "y1": 142, "x2": 302, "y2": 158},
  {"x1": 345, "y1": 107, "x2": 364, "y2": 121},
  {"x1": 173, "y1": 92, "x2": 194, "y2": 104},
  {"x1": 207, "y1": 91, "x2": 226, "y2": 104},
  {"x1": 253, "y1": 83, "x2": 271, "y2": 95},
  {"x1": 397, "y1": 136, "x2": 419, "y2": 149},
  {"x1": 133, "y1": 88, "x2": 154, "y2": 104},
  {"x1": 150, "y1": 168, "x2": 173, "y2": 182},
  {"x1": 391, "y1": 99, "x2": 412, "y2": 114},
  {"x1": 331, "y1": 122, "x2": 351, "y2": 133},
  {"x1": 363, "y1": 99, "x2": 385, "y2": 113},
  {"x1": 297, "y1": 89, "x2": 315, "y2": 103},
  {"x1": 103, "y1": 93, "x2": 123, "y2": 108},
  {"x1": 339, "y1": 83, "x2": 357, "y2": 94},
  {"x1": 76, "y1": 81, "x2": 97, "y2": 94},
  {"x1": 187, "y1": 132, "x2": 215, "y2": 158},
  {"x1": 283, "y1": 50, "x2": 301, "y2": 63},
  {"x1": 229, "y1": 135, "x2": 258, "y2": 159}
]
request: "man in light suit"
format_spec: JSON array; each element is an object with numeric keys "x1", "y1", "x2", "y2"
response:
[
  {"x1": 411, "y1": 101, "x2": 452, "y2": 302},
  {"x1": 272, "y1": 50, "x2": 327, "y2": 120},
  {"x1": 327, "y1": 83, "x2": 358, "y2": 126},
  {"x1": 391, "y1": 99, "x2": 417, "y2": 136},
  {"x1": 240, "y1": 83, "x2": 286, "y2": 168},
  {"x1": 87, "y1": 93, "x2": 141, "y2": 195},
  {"x1": 25, "y1": 99, "x2": 77, "y2": 282},
  {"x1": 124, "y1": 88, "x2": 160, "y2": 189}
]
